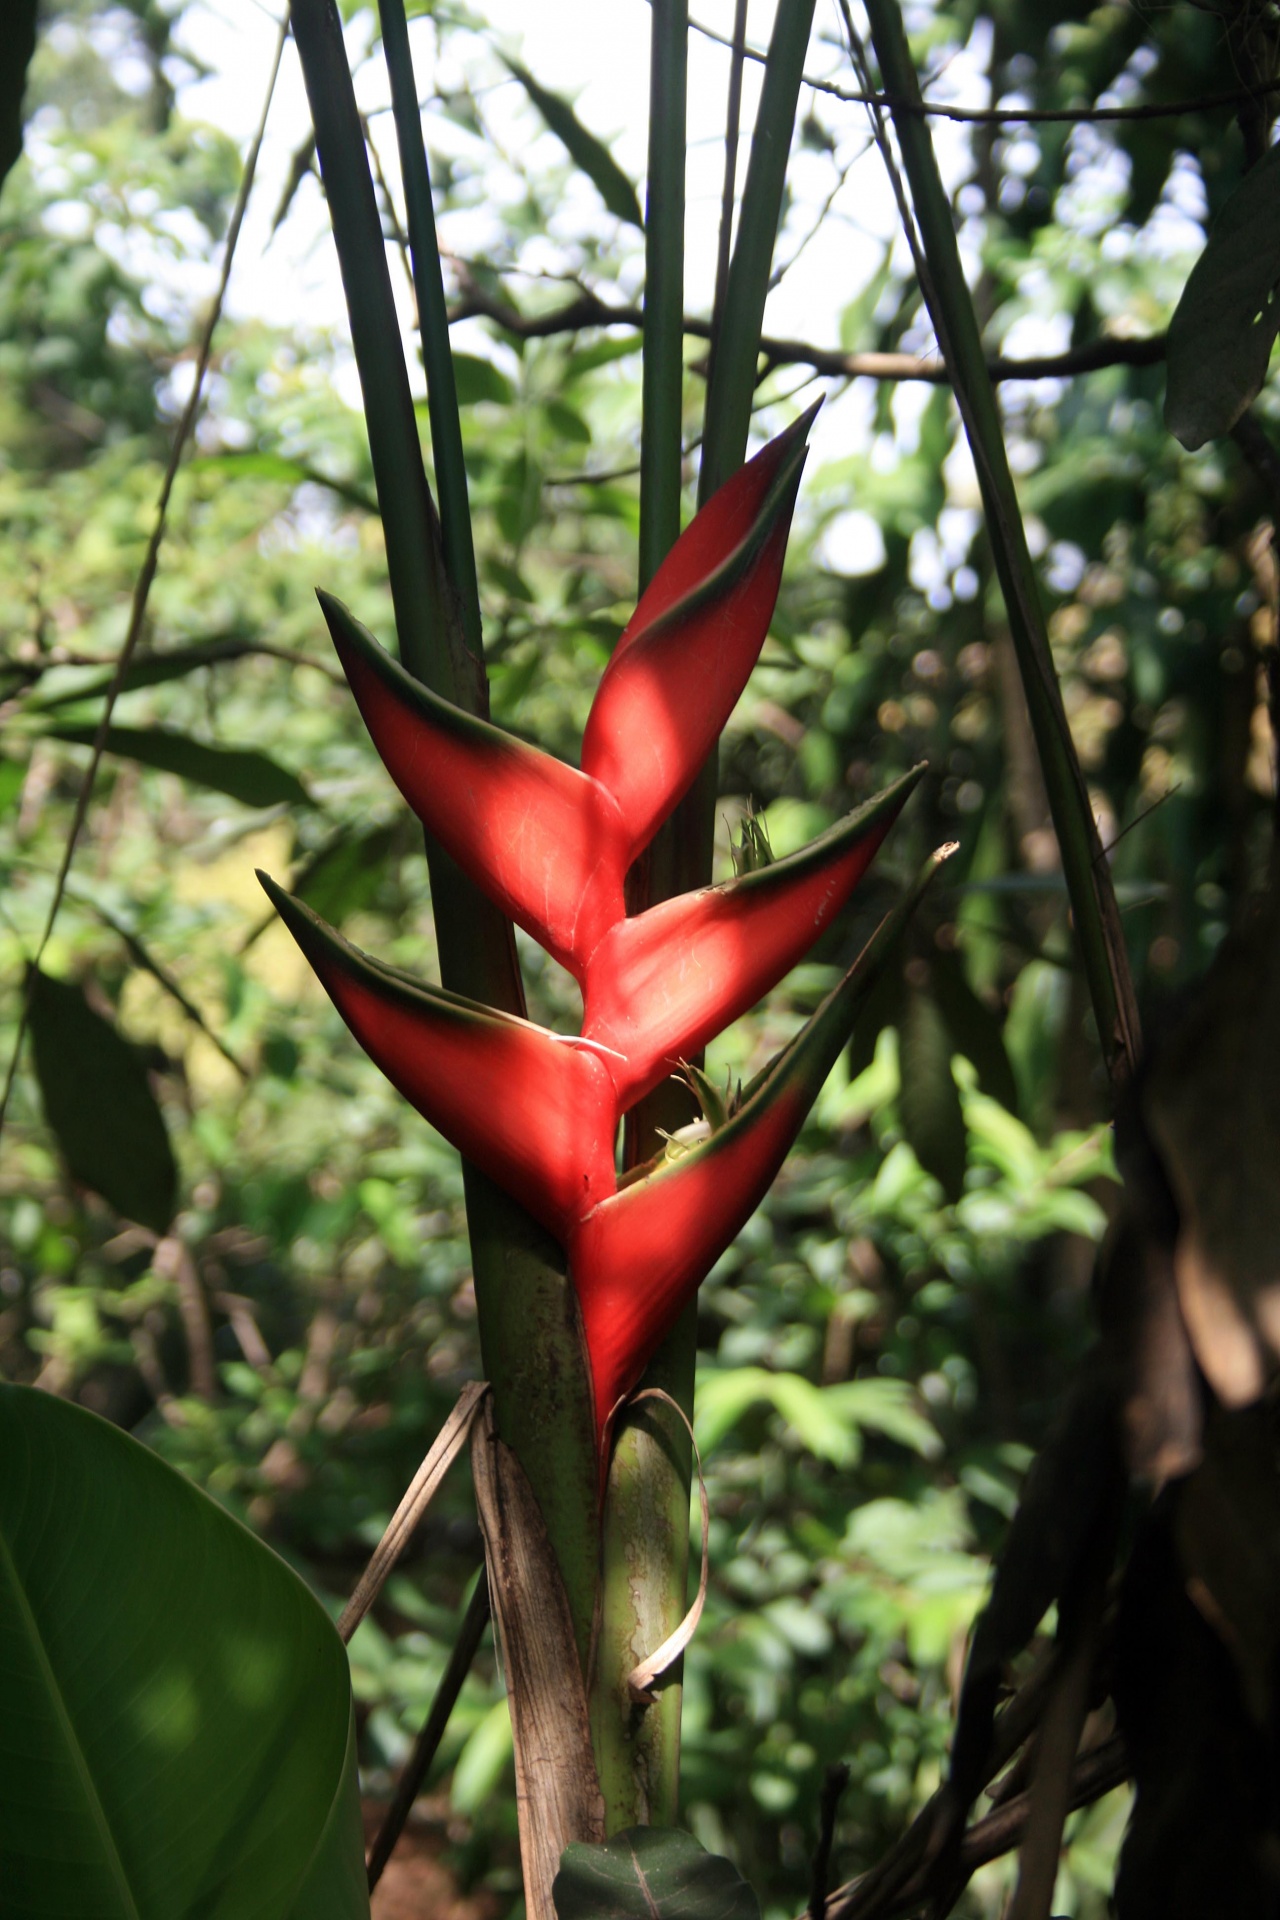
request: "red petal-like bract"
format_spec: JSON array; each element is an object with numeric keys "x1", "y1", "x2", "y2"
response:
[
  {"x1": 580, "y1": 403, "x2": 817, "y2": 858},
  {"x1": 271, "y1": 408, "x2": 931, "y2": 1475},
  {"x1": 582, "y1": 767, "x2": 922, "y2": 1110},
  {"x1": 260, "y1": 875, "x2": 619, "y2": 1238},
  {"x1": 570, "y1": 864, "x2": 941, "y2": 1440},
  {"x1": 320, "y1": 594, "x2": 629, "y2": 977}
]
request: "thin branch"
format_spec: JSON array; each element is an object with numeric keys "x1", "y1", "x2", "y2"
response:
[
  {"x1": 365, "y1": 1575, "x2": 492, "y2": 1891},
  {"x1": 446, "y1": 282, "x2": 1166, "y2": 384},
  {"x1": 689, "y1": 14, "x2": 1280, "y2": 126},
  {"x1": 0, "y1": 8, "x2": 290, "y2": 1138}
]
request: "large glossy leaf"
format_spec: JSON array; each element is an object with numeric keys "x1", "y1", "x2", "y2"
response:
[
  {"x1": 47, "y1": 723, "x2": 312, "y2": 810},
  {"x1": 1165, "y1": 141, "x2": 1280, "y2": 449},
  {"x1": 28, "y1": 968, "x2": 177, "y2": 1235},
  {"x1": 554, "y1": 1827, "x2": 760, "y2": 1920},
  {"x1": 0, "y1": 1384, "x2": 369, "y2": 1920},
  {"x1": 500, "y1": 56, "x2": 642, "y2": 228}
]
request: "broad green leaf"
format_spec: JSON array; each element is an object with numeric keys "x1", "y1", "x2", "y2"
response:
[
  {"x1": 554, "y1": 1827, "x2": 760, "y2": 1920},
  {"x1": 451, "y1": 352, "x2": 515, "y2": 407},
  {"x1": 1166, "y1": 141, "x2": 1280, "y2": 449},
  {"x1": 28, "y1": 969, "x2": 176, "y2": 1235},
  {"x1": 500, "y1": 56, "x2": 643, "y2": 228},
  {"x1": 898, "y1": 985, "x2": 967, "y2": 1203},
  {"x1": 0, "y1": 0, "x2": 37, "y2": 193},
  {"x1": 46, "y1": 724, "x2": 312, "y2": 810},
  {"x1": 0, "y1": 1384, "x2": 369, "y2": 1920}
]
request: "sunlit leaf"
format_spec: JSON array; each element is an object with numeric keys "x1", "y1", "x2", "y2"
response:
[{"x1": 0, "y1": 1384, "x2": 369, "y2": 1919}]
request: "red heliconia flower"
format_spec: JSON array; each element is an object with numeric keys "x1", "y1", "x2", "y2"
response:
[{"x1": 265, "y1": 411, "x2": 928, "y2": 1464}]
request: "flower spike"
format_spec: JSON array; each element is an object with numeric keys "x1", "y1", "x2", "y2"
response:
[
  {"x1": 318, "y1": 593, "x2": 630, "y2": 976},
  {"x1": 581, "y1": 403, "x2": 819, "y2": 856},
  {"x1": 581, "y1": 766, "x2": 926, "y2": 1110},
  {"x1": 570, "y1": 846, "x2": 955, "y2": 1440},
  {"x1": 259, "y1": 873, "x2": 619, "y2": 1238}
]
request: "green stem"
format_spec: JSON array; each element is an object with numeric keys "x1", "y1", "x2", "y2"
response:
[
  {"x1": 596, "y1": 0, "x2": 693, "y2": 1832},
  {"x1": 377, "y1": 0, "x2": 483, "y2": 655},
  {"x1": 291, "y1": 0, "x2": 600, "y2": 1664},
  {"x1": 856, "y1": 0, "x2": 1141, "y2": 1088}
]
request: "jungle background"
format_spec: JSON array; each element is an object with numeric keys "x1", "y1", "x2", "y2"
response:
[{"x1": 1, "y1": 0, "x2": 1276, "y2": 1914}]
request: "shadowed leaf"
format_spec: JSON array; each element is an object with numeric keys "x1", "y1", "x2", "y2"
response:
[
  {"x1": 898, "y1": 982, "x2": 967, "y2": 1203},
  {"x1": 554, "y1": 1827, "x2": 760, "y2": 1920},
  {"x1": 28, "y1": 968, "x2": 176, "y2": 1235},
  {"x1": 1165, "y1": 141, "x2": 1280, "y2": 449},
  {"x1": 47, "y1": 724, "x2": 312, "y2": 810},
  {"x1": 0, "y1": 0, "x2": 37, "y2": 194}
]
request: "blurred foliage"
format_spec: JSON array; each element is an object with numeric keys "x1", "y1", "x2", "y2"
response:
[{"x1": 2, "y1": 1, "x2": 1279, "y2": 1916}]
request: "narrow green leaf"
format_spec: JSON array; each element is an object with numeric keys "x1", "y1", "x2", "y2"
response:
[
  {"x1": 639, "y1": 0, "x2": 688, "y2": 592},
  {"x1": 500, "y1": 56, "x2": 643, "y2": 229},
  {"x1": 29, "y1": 637, "x2": 297, "y2": 713},
  {"x1": 379, "y1": 0, "x2": 483, "y2": 652},
  {"x1": 861, "y1": 0, "x2": 1139, "y2": 1089},
  {"x1": 898, "y1": 984, "x2": 967, "y2": 1203},
  {"x1": 290, "y1": 0, "x2": 468, "y2": 704},
  {"x1": 554, "y1": 1827, "x2": 760, "y2": 1920},
  {"x1": 0, "y1": 0, "x2": 37, "y2": 194},
  {"x1": 28, "y1": 969, "x2": 176, "y2": 1235},
  {"x1": 699, "y1": 0, "x2": 816, "y2": 503},
  {"x1": 0, "y1": 1384, "x2": 369, "y2": 1920},
  {"x1": 1165, "y1": 141, "x2": 1280, "y2": 449},
  {"x1": 46, "y1": 724, "x2": 311, "y2": 810}
]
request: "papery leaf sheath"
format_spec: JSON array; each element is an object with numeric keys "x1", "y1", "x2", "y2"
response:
[
  {"x1": 582, "y1": 768, "x2": 924, "y2": 1109},
  {"x1": 260, "y1": 874, "x2": 618, "y2": 1236},
  {"x1": 318, "y1": 593, "x2": 629, "y2": 975},
  {"x1": 580, "y1": 405, "x2": 819, "y2": 856},
  {"x1": 571, "y1": 848, "x2": 952, "y2": 1438}
]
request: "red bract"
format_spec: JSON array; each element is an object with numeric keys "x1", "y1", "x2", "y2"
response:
[{"x1": 266, "y1": 411, "x2": 925, "y2": 1465}]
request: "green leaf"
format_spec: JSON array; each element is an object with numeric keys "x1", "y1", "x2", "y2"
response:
[
  {"x1": 930, "y1": 949, "x2": 1019, "y2": 1115},
  {"x1": 554, "y1": 1827, "x2": 760, "y2": 1920},
  {"x1": 898, "y1": 984, "x2": 967, "y2": 1203},
  {"x1": 0, "y1": 0, "x2": 37, "y2": 193},
  {"x1": 0, "y1": 756, "x2": 25, "y2": 816},
  {"x1": 293, "y1": 824, "x2": 398, "y2": 923},
  {"x1": 28, "y1": 969, "x2": 177, "y2": 1235},
  {"x1": 0, "y1": 1384, "x2": 369, "y2": 1920},
  {"x1": 46, "y1": 724, "x2": 312, "y2": 810},
  {"x1": 1166, "y1": 141, "x2": 1280, "y2": 450},
  {"x1": 29, "y1": 638, "x2": 283, "y2": 713},
  {"x1": 500, "y1": 56, "x2": 643, "y2": 228},
  {"x1": 451, "y1": 352, "x2": 515, "y2": 407}
]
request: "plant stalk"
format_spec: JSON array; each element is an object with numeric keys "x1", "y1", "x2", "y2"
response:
[{"x1": 291, "y1": 0, "x2": 600, "y2": 1664}]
